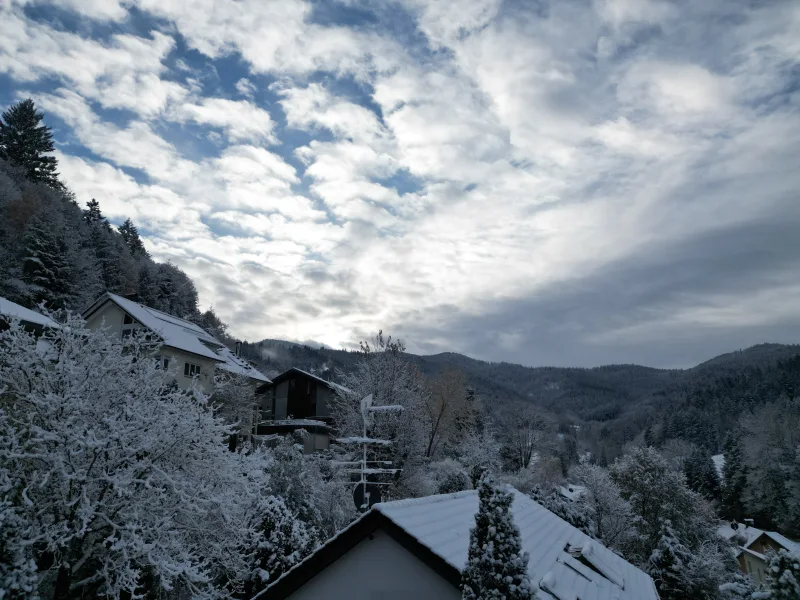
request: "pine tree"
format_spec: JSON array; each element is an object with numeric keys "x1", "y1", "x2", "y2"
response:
[
  {"x1": 644, "y1": 425, "x2": 655, "y2": 447},
  {"x1": 118, "y1": 217, "x2": 149, "y2": 258},
  {"x1": 721, "y1": 432, "x2": 747, "y2": 522},
  {"x1": 22, "y1": 212, "x2": 72, "y2": 308},
  {"x1": 647, "y1": 523, "x2": 697, "y2": 600},
  {"x1": 684, "y1": 447, "x2": 721, "y2": 501},
  {"x1": 461, "y1": 476, "x2": 534, "y2": 600},
  {"x1": 0, "y1": 99, "x2": 62, "y2": 189},
  {"x1": 764, "y1": 549, "x2": 800, "y2": 600},
  {"x1": 83, "y1": 198, "x2": 109, "y2": 229}
]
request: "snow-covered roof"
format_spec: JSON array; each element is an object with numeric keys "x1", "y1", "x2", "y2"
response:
[
  {"x1": 559, "y1": 484, "x2": 586, "y2": 502},
  {"x1": 712, "y1": 454, "x2": 725, "y2": 480},
  {"x1": 215, "y1": 345, "x2": 270, "y2": 382},
  {"x1": 760, "y1": 531, "x2": 800, "y2": 554},
  {"x1": 717, "y1": 523, "x2": 800, "y2": 554},
  {"x1": 267, "y1": 367, "x2": 350, "y2": 393},
  {"x1": 374, "y1": 488, "x2": 659, "y2": 600},
  {"x1": 0, "y1": 296, "x2": 59, "y2": 329},
  {"x1": 85, "y1": 294, "x2": 269, "y2": 383}
]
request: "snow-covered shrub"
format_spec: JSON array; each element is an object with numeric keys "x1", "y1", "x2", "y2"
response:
[
  {"x1": 0, "y1": 316, "x2": 282, "y2": 599},
  {"x1": 461, "y1": 476, "x2": 534, "y2": 600},
  {"x1": 763, "y1": 549, "x2": 800, "y2": 600}
]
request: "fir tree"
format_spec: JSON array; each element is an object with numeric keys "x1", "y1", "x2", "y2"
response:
[
  {"x1": 684, "y1": 447, "x2": 721, "y2": 501},
  {"x1": 647, "y1": 523, "x2": 698, "y2": 600},
  {"x1": 764, "y1": 549, "x2": 800, "y2": 600},
  {"x1": 21, "y1": 212, "x2": 72, "y2": 308},
  {"x1": 721, "y1": 432, "x2": 748, "y2": 522},
  {"x1": 83, "y1": 198, "x2": 109, "y2": 229},
  {"x1": 118, "y1": 217, "x2": 149, "y2": 257},
  {"x1": 0, "y1": 99, "x2": 62, "y2": 189},
  {"x1": 461, "y1": 476, "x2": 534, "y2": 600}
]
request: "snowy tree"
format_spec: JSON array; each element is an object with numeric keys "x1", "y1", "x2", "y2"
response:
[
  {"x1": 332, "y1": 331, "x2": 427, "y2": 495},
  {"x1": 461, "y1": 476, "x2": 534, "y2": 600},
  {"x1": 244, "y1": 495, "x2": 315, "y2": 595},
  {"x1": 0, "y1": 99, "x2": 61, "y2": 189},
  {"x1": 763, "y1": 549, "x2": 800, "y2": 600},
  {"x1": 21, "y1": 211, "x2": 73, "y2": 309},
  {"x1": 0, "y1": 314, "x2": 278, "y2": 599},
  {"x1": 610, "y1": 446, "x2": 718, "y2": 564},
  {"x1": 684, "y1": 446, "x2": 721, "y2": 501},
  {"x1": 572, "y1": 461, "x2": 634, "y2": 550},
  {"x1": 721, "y1": 431, "x2": 748, "y2": 522},
  {"x1": 647, "y1": 523, "x2": 705, "y2": 600},
  {"x1": 118, "y1": 217, "x2": 149, "y2": 258},
  {"x1": 526, "y1": 483, "x2": 595, "y2": 538}
]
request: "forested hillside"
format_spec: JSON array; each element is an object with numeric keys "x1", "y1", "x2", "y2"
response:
[{"x1": 0, "y1": 100, "x2": 225, "y2": 334}]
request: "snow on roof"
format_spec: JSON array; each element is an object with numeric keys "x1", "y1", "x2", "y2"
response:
[
  {"x1": 89, "y1": 294, "x2": 270, "y2": 382},
  {"x1": 101, "y1": 294, "x2": 222, "y2": 361},
  {"x1": 0, "y1": 296, "x2": 59, "y2": 329},
  {"x1": 374, "y1": 488, "x2": 658, "y2": 600},
  {"x1": 559, "y1": 484, "x2": 586, "y2": 502},
  {"x1": 215, "y1": 344, "x2": 270, "y2": 382},
  {"x1": 272, "y1": 367, "x2": 351, "y2": 393},
  {"x1": 712, "y1": 454, "x2": 725, "y2": 481},
  {"x1": 761, "y1": 531, "x2": 800, "y2": 554},
  {"x1": 718, "y1": 522, "x2": 764, "y2": 548}
]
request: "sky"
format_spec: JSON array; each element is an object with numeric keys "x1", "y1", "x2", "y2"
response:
[{"x1": 1, "y1": 0, "x2": 799, "y2": 369}]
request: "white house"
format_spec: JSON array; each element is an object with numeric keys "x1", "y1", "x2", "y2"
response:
[
  {"x1": 719, "y1": 521, "x2": 800, "y2": 586},
  {"x1": 265, "y1": 487, "x2": 660, "y2": 600},
  {"x1": 82, "y1": 293, "x2": 270, "y2": 395}
]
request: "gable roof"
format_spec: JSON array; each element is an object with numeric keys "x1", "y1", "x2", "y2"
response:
[
  {"x1": 83, "y1": 293, "x2": 269, "y2": 382},
  {"x1": 265, "y1": 487, "x2": 659, "y2": 600},
  {"x1": 718, "y1": 523, "x2": 800, "y2": 555},
  {"x1": 256, "y1": 367, "x2": 349, "y2": 394},
  {"x1": 0, "y1": 296, "x2": 59, "y2": 329}
]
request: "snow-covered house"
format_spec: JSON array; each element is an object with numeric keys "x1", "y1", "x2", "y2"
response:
[
  {"x1": 719, "y1": 521, "x2": 800, "y2": 585},
  {"x1": 82, "y1": 293, "x2": 270, "y2": 395},
  {"x1": 255, "y1": 367, "x2": 349, "y2": 453},
  {"x1": 265, "y1": 488, "x2": 660, "y2": 600},
  {"x1": 0, "y1": 296, "x2": 59, "y2": 333}
]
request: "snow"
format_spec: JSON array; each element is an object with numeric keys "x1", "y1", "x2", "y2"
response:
[
  {"x1": 266, "y1": 419, "x2": 329, "y2": 428},
  {"x1": 558, "y1": 484, "x2": 586, "y2": 502},
  {"x1": 712, "y1": 454, "x2": 725, "y2": 480},
  {"x1": 0, "y1": 296, "x2": 59, "y2": 328},
  {"x1": 88, "y1": 293, "x2": 270, "y2": 382},
  {"x1": 373, "y1": 487, "x2": 659, "y2": 600},
  {"x1": 336, "y1": 436, "x2": 392, "y2": 445},
  {"x1": 284, "y1": 367, "x2": 351, "y2": 393}
]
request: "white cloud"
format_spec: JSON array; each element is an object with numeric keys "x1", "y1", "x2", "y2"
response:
[{"x1": 171, "y1": 98, "x2": 277, "y2": 143}]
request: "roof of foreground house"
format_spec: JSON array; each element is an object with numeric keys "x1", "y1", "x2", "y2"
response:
[
  {"x1": 83, "y1": 293, "x2": 269, "y2": 382},
  {"x1": 265, "y1": 487, "x2": 659, "y2": 600},
  {"x1": 0, "y1": 296, "x2": 59, "y2": 329}
]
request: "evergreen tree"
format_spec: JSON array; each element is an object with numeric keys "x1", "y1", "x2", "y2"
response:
[
  {"x1": 0, "y1": 99, "x2": 62, "y2": 189},
  {"x1": 763, "y1": 549, "x2": 800, "y2": 600},
  {"x1": 118, "y1": 217, "x2": 149, "y2": 257},
  {"x1": 461, "y1": 476, "x2": 534, "y2": 600},
  {"x1": 647, "y1": 523, "x2": 697, "y2": 600},
  {"x1": 684, "y1": 447, "x2": 721, "y2": 501},
  {"x1": 21, "y1": 212, "x2": 72, "y2": 308},
  {"x1": 644, "y1": 425, "x2": 655, "y2": 447},
  {"x1": 83, "y1": 198, "x2": 109, "y2": 229},
  {"x1": 721, "y1": 432, "x2": 748, "y2": 522}
]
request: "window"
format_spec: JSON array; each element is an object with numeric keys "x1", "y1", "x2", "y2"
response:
[
  {"x1": 123, "y1": 314, "x2": 133, "y2": 325},
  {"x1": 184, "y1": 362, "x2": 201, "y2": 377},
  {"x1": 154, "y1": 356, "x2": 170, "y2": 370},
  {"x1": 122, "y1": 328, "x2": 132, "y2": 338}
]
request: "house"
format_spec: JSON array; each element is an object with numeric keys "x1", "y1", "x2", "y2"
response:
[
  {"x1": 254, "y1": 368, "x2": 349, "y2": 453},
  {"x1": 82, "y1": 293, "x2": 270, "y2": 396},
  {"x1": 0, "y1": 296, "x2": 59, "y2": 334},
  {"x1": 719, "y1": 521, "x2": 800, "y2": 586},
  {"x1": 265, "y1": 487, "x2": 660, "y2": 600}
]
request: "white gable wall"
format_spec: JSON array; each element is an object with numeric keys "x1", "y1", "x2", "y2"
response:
[
  {"x1": 84, "y1": 301, "x2": 216, "y2": 394},
  {"x1": 287, "y1": 528, "x2": 460, "y2": 600}
]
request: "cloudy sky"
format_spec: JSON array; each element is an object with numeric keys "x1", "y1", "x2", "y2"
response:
[{"x1": 2, "y1": 0, "x2": 799, "y2": 368}]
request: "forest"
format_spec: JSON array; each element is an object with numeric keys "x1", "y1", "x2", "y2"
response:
[{"x1": 1, "y1": 99, "x2": 799, "y2": 600}]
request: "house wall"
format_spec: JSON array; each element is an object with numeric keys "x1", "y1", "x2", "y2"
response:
[
  {"x1": 84, "y1": 301, "x2": 215, "y2": 394},
  {"x1": 739, "y1": 552, "x2": 768, "y2": 586},
  {"x1": 287, "y1": 528, "x2": 461, "y2": 600}
]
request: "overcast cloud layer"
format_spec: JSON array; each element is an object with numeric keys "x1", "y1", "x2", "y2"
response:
[{"x1": 2, "y1": 0, "x2": 799, "y2": 368}]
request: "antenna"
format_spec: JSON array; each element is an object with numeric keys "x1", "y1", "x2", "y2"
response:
[{"x1": 337, "y1": 394, "x2": 404, "y2": 512}]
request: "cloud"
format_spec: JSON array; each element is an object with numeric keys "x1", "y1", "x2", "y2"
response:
[
  {"x1": 170, "y1": 98, "x2": 277, "y2": 143},
  {"x1": 3, "y1": 0, "x2": 800, "y2": 367}
]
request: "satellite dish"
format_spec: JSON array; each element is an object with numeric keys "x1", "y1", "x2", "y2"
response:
[{"x1": 353, "y1": 482, "x2": 382, "y2": 511}]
